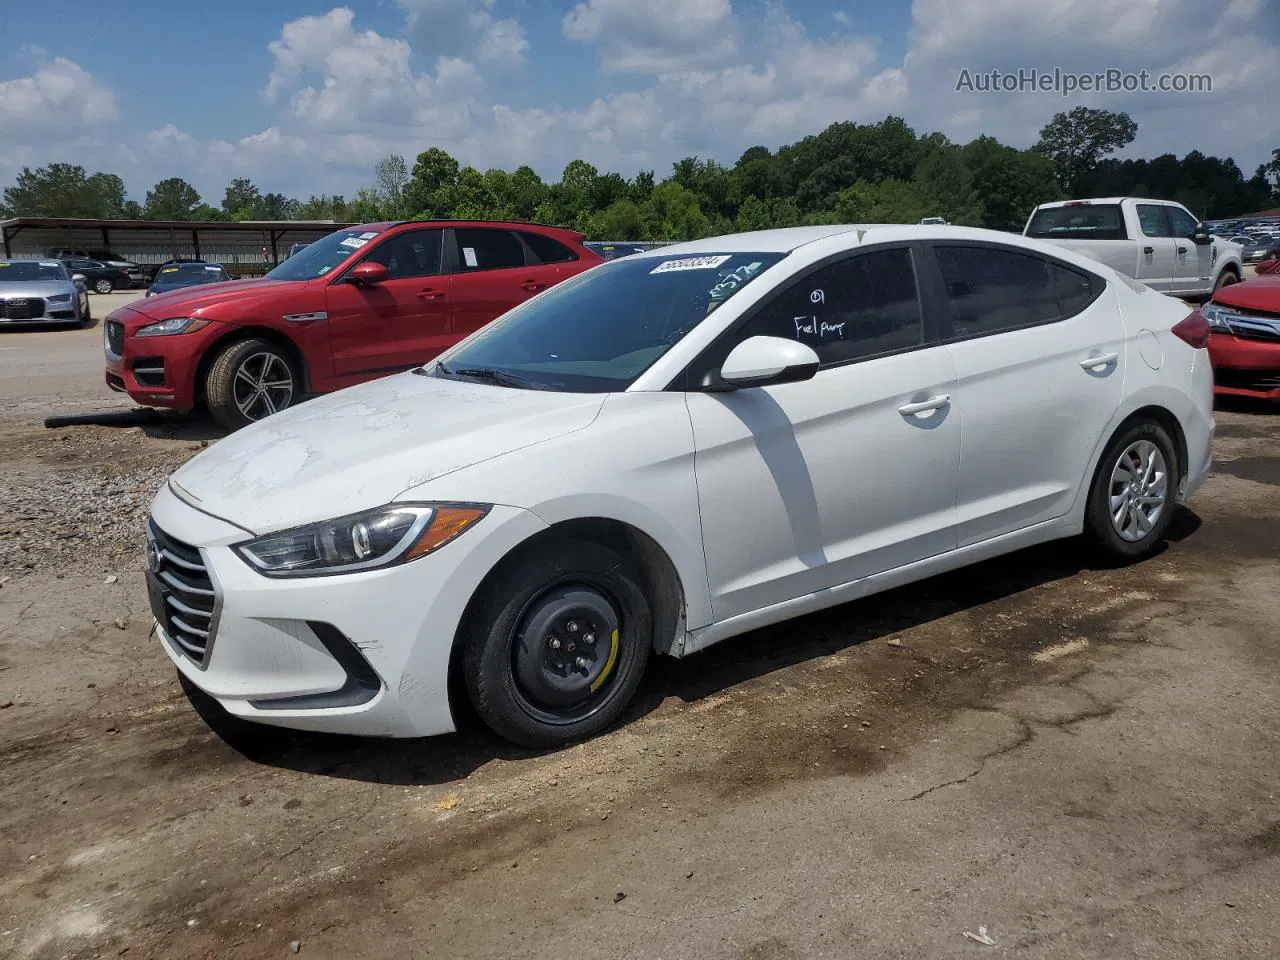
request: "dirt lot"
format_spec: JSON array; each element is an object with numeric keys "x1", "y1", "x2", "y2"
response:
[{"x1": 1, "y1": 314, "x2": 1278, "y2": 960}]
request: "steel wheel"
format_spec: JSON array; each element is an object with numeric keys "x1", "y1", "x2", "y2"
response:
[
  {"x1": 1108, "y1": 439, "x2": 1168, "y2": 542},
  {"x1": 510, "y1": 583, "x2": 624, "y2": 726},
  {"x1": 232, "y1": 351, "x2": 295, "y2": 421}
]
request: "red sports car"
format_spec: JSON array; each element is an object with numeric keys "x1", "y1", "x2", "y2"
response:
[
  {"x1": 1202, "y1": 274, "x2": 1280, "y2": 401},
  {"x1": 105, "y1": 221, "x2": 602, "y2": 429}
]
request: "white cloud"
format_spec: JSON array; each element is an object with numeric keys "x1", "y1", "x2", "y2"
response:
[
  {"x1": 0, "y1": 54, "x2": 116, "y2": 131},
  {"x1": 398, "y1": 0, "x2": 528, "y2": 64},
  {"x1": 563, "y1": 0, "x2": 739, "y2": 73}
]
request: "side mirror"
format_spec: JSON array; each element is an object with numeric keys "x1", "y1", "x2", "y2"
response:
[
  {"x1": 349, "y1": 261, "x2": 388, "y2": 285},
  {"x1": 1192, "y1": 223, "x2": 1212, "y2": 245},
  {"x1": 718, "y1": 336, "x2": 820, "y2": 388},
  {"x1": 71, "y1": 274, "x2": 87, "y2": 283}
]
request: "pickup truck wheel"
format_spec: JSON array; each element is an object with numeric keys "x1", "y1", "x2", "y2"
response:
[
  {"x1": 1212, "y1": 268, "x2": 1240, "y2": 292},
  {"x1": 205, "y1": 338, "x2": 299, "y2": 431}
]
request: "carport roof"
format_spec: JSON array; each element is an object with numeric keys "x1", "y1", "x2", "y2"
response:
[{"x1": 0, "y1": 216, "x2": 353, "y2": 233}]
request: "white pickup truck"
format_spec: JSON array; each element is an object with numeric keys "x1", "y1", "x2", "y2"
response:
[{"x1": 1024, "y1": 197, "x2": 1244, "y2": 298}]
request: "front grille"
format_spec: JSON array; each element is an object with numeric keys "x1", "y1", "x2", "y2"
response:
[
  {"x1": 149, "y1": 521, "x2": 217, "y2": 664},
  {"x1": 106, "y1": 319, "x2": 124, "y2": 354},
  {"x1": 0, "y1": 297, "x2": 44, "y2": 320},
  {"x1": 1214, "y1": 368, "x2": 1280, "y2": 393}
]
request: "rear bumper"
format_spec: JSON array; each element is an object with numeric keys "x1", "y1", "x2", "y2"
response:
[{"x1": 1208, "y1": 333, "x2": 1280, "y2": 400}]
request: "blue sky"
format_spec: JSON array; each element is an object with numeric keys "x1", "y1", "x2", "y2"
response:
[{"x1": 2, "y1": 0, "x2": 1276, "y2": 206}]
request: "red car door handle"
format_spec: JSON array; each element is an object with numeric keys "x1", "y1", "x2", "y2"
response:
[
  {"x1": 521, "y1": 280, "x2": 547, "y2": 292},
  {"x1": 417, "y1": 289, "x2": 445, "y2": 301}
]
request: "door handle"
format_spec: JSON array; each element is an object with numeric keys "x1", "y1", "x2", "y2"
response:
[
  {"x1": 1080, "y1": 353, "x2": 1119, "y2": 370},
  {"x1": 1143, "y1": 246, "x2": 1154, "y2": 255},
  {"x1": 897, "y1": 394, "x2": 951, "y2": 416},
  {"x1": 520, "y1": 280, "x2": 547, "y2": 292},
  {"x1": 417, "y1": 289, "x2": 445, "y2": 301}
]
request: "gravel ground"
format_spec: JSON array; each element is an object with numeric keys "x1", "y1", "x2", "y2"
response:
[{"x1": 1, "y1": 322, "x2": 1278, "y2": 960}]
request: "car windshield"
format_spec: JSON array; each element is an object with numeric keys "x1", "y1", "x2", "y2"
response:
[
  {"x1": 432, "y1": 251, "x2": 785, "y2": 392},
  {"x1": 265, "y1": 229, "x2": 381, "y2": 281},
  {"x1": 0, "y1": 260, "x2": 66, "y2": 281},
  {"x1": 156, "y1": 263, "x2": 229, "y2": 282}
]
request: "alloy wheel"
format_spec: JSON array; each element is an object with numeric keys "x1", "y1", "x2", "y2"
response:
[
  {"x1": 232, "y1": 352, "x2": 295, "y2": 421},
  {"x1": 1108, "y1": 439, "x2": 1168, "y2": 542}
]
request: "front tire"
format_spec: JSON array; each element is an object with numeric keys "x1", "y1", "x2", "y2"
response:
[
  {"x1": 205, "y1": 338, "x2": 299, "y2": 431},
  {"x1": 1084, "y1": 420, "x2": 1179, "y2": 562},
  {"x1": 1212, "y1": 267, "x2": 1240, "y2": 293},
  {"x1": 463, "y1": 540, "x2": 652, "y2": 748},
  {"x1": 93, "y1": 278, "x2": 114, "y2": 294}
]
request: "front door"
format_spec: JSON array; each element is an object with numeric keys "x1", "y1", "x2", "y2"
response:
[
  {"x1": 1134, "y1": 203, "x2": 1178, "y2": 292},
  {"x1": 924, "y1": 242, "x2": 1126, "y2": 545},
  {"x1": 686, "y1": 246, "x2": 961, "y2": 623},
  {"x1": 1168, "y1": 205, "x2": 1213, "y2": 293},
  {"x1": 325, "y1": 228, "x2": 452, "y2": 380},
  {"x1": 447, "y1": 227, "x2": 561, "y2": 340}
]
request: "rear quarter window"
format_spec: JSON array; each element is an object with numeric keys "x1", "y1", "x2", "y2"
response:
[{"x1": 1026, "y1": 205, "x2": 1127, "y2": 241}]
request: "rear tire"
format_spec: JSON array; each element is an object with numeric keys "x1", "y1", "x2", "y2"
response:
[
  {"x1": 205, "y1": 338, "x2": 299, "y2": 432},
  {"x1": 1084, "y1": 420, "x2": 1179, "y2": 562},
  {"x1": 463, "y1": 540, "x2": 652, "y2": 748}
]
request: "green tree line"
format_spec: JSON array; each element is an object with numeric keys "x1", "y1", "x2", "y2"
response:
[{"x1": 4, "y1": 108, "x2": 1279, "y2": 237}]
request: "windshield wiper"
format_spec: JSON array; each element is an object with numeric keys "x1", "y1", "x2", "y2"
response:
[{"x1": 451, "y1": 366, "x2": 548, "y2": 390}]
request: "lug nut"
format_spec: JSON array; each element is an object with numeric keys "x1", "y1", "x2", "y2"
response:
[
  {"x1": 584, "y1": 632, "x2": 596, "y2": 645},
  {"x1": 574, "y1": 656, "x2": 589, "y2": 669},
  {"x1": 548, "y1": 637, "x2": 561, "y2": 649},
  {"x1": 566, "y1": 620, "x2": 579, "y2": 633}
]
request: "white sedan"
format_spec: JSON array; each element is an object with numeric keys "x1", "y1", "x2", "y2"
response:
[{"x1": 147, "y1": 225, "x2": 1214, "y2": 747}]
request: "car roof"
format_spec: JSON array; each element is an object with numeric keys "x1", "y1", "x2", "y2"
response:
[
  {"x1": 628, "y1": 224, "x2": 1061, "y2": 257},
  {"x1": 351, "y1": 219, "x2": 585, "y2": 237}
]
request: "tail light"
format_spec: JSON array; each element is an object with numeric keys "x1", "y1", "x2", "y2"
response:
[{"x1": 1171, "y1": 310, "x2": 1210, "y2": 349}]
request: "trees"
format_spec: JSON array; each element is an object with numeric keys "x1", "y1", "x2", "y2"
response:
[
  {"x1": 1, "y1": 163, "x2": 131, "y2": 218},
  {"x1": 222, "y1": 178, "x2": 262, "y2": 219},
  {"x1": 405, "y1": 147, "x2": 461, "y2": 217},
  {"x1": 374, "y1": 154, "x2": 409, "y2": 219},
  {"x1": 143, "y1": 178, "x2": 204, "y2": 220},
  {"x1": 1036, "y1": 107, "x2": 1138, "y2": 195}
]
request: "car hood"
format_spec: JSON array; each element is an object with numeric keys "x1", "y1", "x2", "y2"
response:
[
  {"x1": 0, "y1": 280, "x2": 76, "y2": 298},
  {"x1": 132, "y1": 276, "x2": 290, "y2": 317},
  {"x1": 1211, "y1": 275, "x2": 1280, "y2": 313},
  {"x1": 168, "y1": 372, "x2": 607, "y2": 534}
]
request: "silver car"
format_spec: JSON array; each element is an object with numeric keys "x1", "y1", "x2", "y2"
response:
[{"x1": 0, "y1": 258, "x2": 91, "y2": 325}]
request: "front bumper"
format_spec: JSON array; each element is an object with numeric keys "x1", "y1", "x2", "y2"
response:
[
  {"x1": 104, "y1": 316, "x2": 229, "y2": 411},
  {"x1": 1208, "y1": 333, "x2": 1280, "y2": 400},
  {"x1": 148, "y1": 483, "x2": 549, "y2": 738}
]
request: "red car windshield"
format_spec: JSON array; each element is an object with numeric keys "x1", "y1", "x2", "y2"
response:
[{"x1": 266, "y1": 229, "x2": 381, "y2": 281}]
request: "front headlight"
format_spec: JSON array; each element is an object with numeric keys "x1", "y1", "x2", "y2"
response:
[
  {"x1": 135, "y1": 317, "x2": 210, "y2": 337},
  {"x1": 1200, "y1": 302, "x2": 1236, "y2": 331},
  {"x1": 233, "y1": 503, "x2": 489, "y2": 578},
  {"x1": 47, "y1": 293, "x2": 72, "y2": 304}
]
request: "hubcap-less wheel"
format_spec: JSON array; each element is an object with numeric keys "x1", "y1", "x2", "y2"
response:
[
  {"x1": 94, "y1": 279, "x2": 112, "y2": 294},
  {"x1": 1109, "y1": 439, "x2": 1168, "y2": 542},
  {"x1": 512, "y1": 585, "x2": 622, "y2": 725},
  {"x1": 232, "y1": 351, "x2": 295, "y2": 421}
]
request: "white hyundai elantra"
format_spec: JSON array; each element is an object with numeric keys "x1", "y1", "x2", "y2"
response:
[{"x1": 147, "y1": 225, "x2": 1213, "y2": 747}]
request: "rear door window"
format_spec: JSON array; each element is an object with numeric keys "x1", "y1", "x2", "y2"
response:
[
  {"x1": 452, "y1": 229, "x2": 527, "y2": 271},
  {"x1": 520, "y1": 231, "x2": 578, "y2": 264},
  {"x1": 1025, "y1": 205, "x2": 1127, "y2": 241},
  {"x1": 933, "y1": 244, "x2": 1103, "y2": 338},
  {"x1": 1136, "y1": 205, "x2": 1171, "y2": 237}
]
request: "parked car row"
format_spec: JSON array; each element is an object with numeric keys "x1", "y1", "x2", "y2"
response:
[{"x1": 146, "y1": 222, "x2": 1218, "y2": 749}]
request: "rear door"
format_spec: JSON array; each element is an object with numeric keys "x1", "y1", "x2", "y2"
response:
[
  {"x1": 923, "y1": 242, "x2": 1124, "y2": 545},
  {"x1": 325, "y1": 228, "x2": 452, "y2": 379},
  {"x1": 1133, "y1": 203, "x2": 1179, "y2": 292},
  {"x1": 447, "y1": 227, "x2": 557, "y2": 339}
]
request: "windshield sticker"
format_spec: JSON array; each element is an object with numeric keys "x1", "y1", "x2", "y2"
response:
[
  {"x1": 462, "y1": 247, "x2": 479, "y2": 268},
  {"x1": 650, "y1": 255, "x2": 732, "y2": 274},
  {"x1": 0, "y1": 263, "x2": 9, "y2": 268},
  {"x1": 41, "y1": 261, "x2": 61, "y2": 267},
  {"x1": 205, "y1": 266, "x2": 222, "y2": 272},
  {"x1": 339, "y1": 236, "x2": 368, "y2": 249},
  {"x1": 359, "y1": 232, "x2": 378, "y2": 239},
  {"x1": 161, "y1": 268, "x2": 178, "y2": 274}
]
